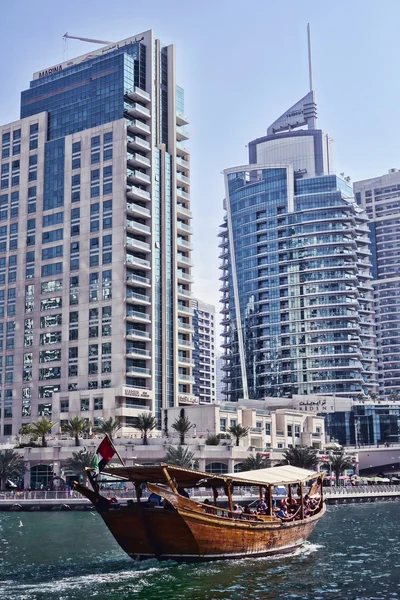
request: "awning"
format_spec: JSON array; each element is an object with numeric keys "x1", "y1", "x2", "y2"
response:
[{"x1": 103, "y1": 464, "x2": 319, "y2": 487}]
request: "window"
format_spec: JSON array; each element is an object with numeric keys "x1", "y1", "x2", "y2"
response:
[
  {"x1": 265, "y1": 423, "x2": 271, "y2": 436},
  {"x1": 39, "y1": 385, "x2": 60, "y2": 398},
  {"x1": 41, "y1": 280, "x2": 62, "y2": 294},
  {"x1": 94, "y1": 397, "x2": 103, "y2": 410},
  {"x1": 41, "y1": 263, "x2": 62, "y2": 277},
  {"x1": 42, "y1": 229, "x2": 63, "y2": 244},
  {"x1": 60, "y1": 399, "x2": 69, "y2": 413},
  {"x1": 294, "y1": 425, "x2": 300, "y2": 438},
  {"x1": 81, "y1": 398, "x2": 90, "y2": 411},
  {"x1": 72, "y1": 141, "x2": 81, "y2": 153},
  {"x1": 4, "y1": 425, "x2": 12, "y2": 436},
  {"x1": 39, "y1": 367, "x2": 61, "y2": 380},
  {"x1": 41, "y1": 297, "x2": 62, "y2": 311},
  {"x1": 40, "y1": 314, "x2": 62, "y2": 328},
  {"x1": 42, "y1": 245, "x2": 63, "y2": 260},
  {"x1": 39, "y1": 349, "x2": 61, "y2": 363},
  {"x1": 287, "y1": 424, "x2": 293, "y2": 437},
  {"x1": 88, "y1": 362, "x2": 98, "y2": 375},
  {"x1": 43, "y1": 212, "x2": 63, "y2": 227},
  {"x1": 220, "y1": 418, "x2": 227, "y2": 432},
  {"x1": 40, "y1": 331, "x2": 62, "y2": 345}
]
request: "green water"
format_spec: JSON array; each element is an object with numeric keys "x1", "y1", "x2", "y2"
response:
[{"x1": 0, "y1": 503, "x2": 399, "y2": 599}]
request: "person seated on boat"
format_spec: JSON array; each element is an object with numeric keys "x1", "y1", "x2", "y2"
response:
[
  {"x1": 148, "y1": 492, "x2": 163, "y2": 507},
  {"x1": 243, "y1": 504, "x2": 253, "y2": 515},
  {"x1": 256, "y1": 499, "x2": 267, "y2": 514},
  {"x1": 232, "y1": 504, "x2": 243, "y2": 518},
  {"x1": 203, "y1": 499, "x2": 213, "y2": 514},
  {"x1": 276, "y1": 506, "x2": 288, "y2": 519},
  {"x1": 177, "y1": 487, "x2": 190, "y2": 499}
]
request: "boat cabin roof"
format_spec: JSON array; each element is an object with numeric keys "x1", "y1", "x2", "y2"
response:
[{"x1": 103, "y1": 464, "x2": 320, "y2": 487}]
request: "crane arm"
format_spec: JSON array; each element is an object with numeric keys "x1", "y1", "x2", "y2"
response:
[{"x1": 63, "y1": 33, "x2": 113, "y2": 45}]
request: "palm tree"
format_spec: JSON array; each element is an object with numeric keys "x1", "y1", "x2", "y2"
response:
[
  {"x1": 329, "y1": 452, "x2": 354, "y2": 485},
  {"x1": 241, "y1": 453, "x2": 270, "y2": 471},
  {"x1": 65, "y1": 450, "x2": 94, "y2": 485},
  {"x1": 171, "y1": 413, "x2": 193, "y2": 445},
  {"x1": 61, "y1": 417, "x2": 90, "y2": 447},
  {"x1": 228, "y1": 424, "x2": 249, "y2": 446},
  {"x1": 163, "y1": 445, "x2": 195, "y2": 468},
  {"x1": 136, "y1": 413, "x2": 158, "y2": 445},
  {"x1": 205, "y1": 434, "x2": 220, "y2": 446},
  {"x1": 0, "y1": 449, "x2": 25, "y2": 490},
  {"x1": 94, "y1": 418, "x2": 122, "y2": 441},
  {"x1": 29, "y1": 417, "x2": 57, "y2": 448},
  {"x1": 282, "y1": 446, "x2": 319, "y2": 470}
]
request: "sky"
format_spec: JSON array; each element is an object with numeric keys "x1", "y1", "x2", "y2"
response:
[{"x1": 1, "y1": 0, "x2": 400, "y2": 321}]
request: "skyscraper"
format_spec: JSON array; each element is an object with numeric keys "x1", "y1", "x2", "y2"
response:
[
  {"x1": 354, "y1": 169, "x2": 400, "y2": 396},
  {"x1": 191, "y1": 299, "x2": 216, "y2": 404},
  {"x1": 0, "y1": 31, "x2": 195, "y2": 441},
  {"x1": 219, "y1": 91, "x2": 377, "y2": 402}
]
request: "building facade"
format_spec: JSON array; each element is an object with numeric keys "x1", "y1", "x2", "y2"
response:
[
  {"x1": 354, "y1": 170, "x2": 400, "y2": 396},
  {"x1": 219, "y1": 91, "x2": 377, "y2": 401},
  {"x1": 0, "y1": 31, "x2": 195, "y2": 442},
  {"x1": 191, "y1": 299, "x2": 216, "y2": 404}
]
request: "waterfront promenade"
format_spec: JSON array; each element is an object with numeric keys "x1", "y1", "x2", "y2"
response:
[{"x1": 1, "y1": 485, "x2": 399, "y2": 511}]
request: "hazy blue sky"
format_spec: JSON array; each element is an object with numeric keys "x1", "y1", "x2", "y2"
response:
[{"x1": 1, "y1": 0, "x2": 400, "y2": 314}]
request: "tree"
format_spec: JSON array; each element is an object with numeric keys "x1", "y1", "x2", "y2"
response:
[
  {"x1": 65, "y1": 450, "x2": 94, "y2": 485},
  {"x1": 94, "y1": 418, "x2": 122, "y2": 441},
  {"x1": 282, "y1": 446, "x2": 319, "y2": 470},
  {"x1": 329, "y1": 452, "x2": 354, "y2": 485},
  {"x1": 29, "y1": 417, "x2": 57, "y2": 448},
  {"x1": 136, "y1": 413, "x2": 158, "y2": 445},
  {"x1": 61, "y1": 417, "x2": 90, "y2": 447},
  {"x1": 205, "y1": 434, "x2": 220, "y2": 446},
  {"x1": 241, "y1": 453, "x2": 270, "y2": 471},
  {"x1": 164, "y1": 445, "x2": 195, "y2": 468},
  {"x1": 0, "y1": 449, "x2": 25, "y2": 490},
  {"x1": 171, "y1": 412, "x2": 194, "y2": 445},
  {"x1": 228, "y1": 424, "x2": 249, "y2": 446}
]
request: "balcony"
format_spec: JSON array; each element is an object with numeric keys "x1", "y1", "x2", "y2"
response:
[
  {"x1": 176, "y1": 113, "x2": 189, "y2": 126},
  {"x1": 126, "y1": 310, "x2": 151, "y2": 323},
  {"x1": 177, "y1": 188, "x2": 190, "y2": 201},
  {"x1": 126, "y1": 237, "x2": 151, "y2": 252},
  {"x1": 127, "y1": 153, "x2": 151, "y2": 169},
  {"x1": 127, "y1": 170, "x2": 151, "y2": 185},
  {"x1": 178, "y1": 356, "x2": 195, "y2": 365},
  {"x1": 177, "y1": 254, "x2": 193, "y2": 267},
  {"x1": 178, "y1": 338, "x2": 193, "y2": 348},
  {"x1": 126, "y1": 329, "x2": 151, "y2": 339},
  {"x1": 127, "y1": 203, "x2": 151, "y2": 218},
  {"x1": 176, "y1": 126, "x2": 189, "y2": 141},
  {"x1": 177, "y1": 141, "x2": 189, "y2": 158},
  {"x1": 126, "y1": 254, "x2": 151, "y2": 270},
  {"x1": 126, "y1": 291, "x2": 150, "y2": 304},
  {"x1": 126, "y1": 347, "x2": 151, "y2": 358},
  {"x1": 176, "y1": 156, "x2": 190, "y2": 170},
  {"x1": 127, "y1": 119, "x2": 151, "y2": 137},
  {"x1": 178, "y1": 304, "x2": 194, "y2": 315},
  {"x1": 177, "y1": 237, "x2": 193, "y2": 250},
  {"x1": 178, "y1": 321, "x2": 194, "y2": 332},
  {"x1": 125, "y1": 103, "x2": 151, "y2": 119},
  {"x1": 126, "y1": 219, "x2": 151, "y2": 235},
  {"x1": 126, "y1": 273, "x2": 151, "y2": 287},
  {"x1": 177, "y1": 204, "x2": 192, "y2": 218},
  {"x1": 126, "y1": 366, "x2": 151, "y2": 376},
  {"x1": 178, "y1": 373, "x2": 195, "y2": 383},
  {"x1": 127, "y1": 186, "x2": 151, "y2": 202},
  {"x1": 177, "y1": 221, "x2": 193, "y2": 234},
  {"x1": 178, "y1": 287, "x2": 192, "y2": 299},
  {"x1": 127, "y1": 137, "x2": 151, "y2": 152},
  {"x1": 125, "y1": 87, "x2": 151, "y2": 104},
  {"x1": 177, "y1": 270, "x2": 193, "y2": 283}
]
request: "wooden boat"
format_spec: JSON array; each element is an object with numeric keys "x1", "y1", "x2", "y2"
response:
[{"x1": 74, "y1": 464, "x2": 326, "y2": 562}]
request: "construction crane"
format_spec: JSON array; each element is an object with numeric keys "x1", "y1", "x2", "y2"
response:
[{"x1": 63, "y1": 33, "x2": 113, "y2": 45}]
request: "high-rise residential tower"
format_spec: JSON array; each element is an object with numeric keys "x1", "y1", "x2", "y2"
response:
[
  {"x1": 0, "y1": 31, "x2": 195, "y2": 441},
  {"x1": 219, "y1": 91, "x2": 377, "y2": 402},
  {"x1": 191, "y1": 299, "x2": 216, "y2": 404},
  {"x1": 354, "y1": 169, "x2": 400, "y2": 396}
]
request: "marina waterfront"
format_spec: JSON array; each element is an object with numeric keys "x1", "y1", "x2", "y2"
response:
[{"x1": 0, "y1": 503, "x2": 399, "y2": 600}]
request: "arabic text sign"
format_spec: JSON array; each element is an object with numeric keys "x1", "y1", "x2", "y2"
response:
[{"x1": 292, "y1": 396, "x2": 335, "y2": 413}]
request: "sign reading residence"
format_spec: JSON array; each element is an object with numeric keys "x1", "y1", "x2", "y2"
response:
[
  {"x1": 178, "y1": 394, "x2": 199, "y2": 405},
  {"x1": 292, "y1": 394, "x2": 335, "y2": 413},
  {"x1": 120, "y1": 386, "x2": 153, "y2": 401}
]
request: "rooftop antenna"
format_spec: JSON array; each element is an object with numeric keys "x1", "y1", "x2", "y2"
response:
[{"x1": 307, "y1": 23, "x2": 313, "y2": 92}]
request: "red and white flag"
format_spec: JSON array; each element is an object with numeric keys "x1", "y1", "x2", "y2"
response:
[{"x1": 93, "y1": 436, "x2": 116, "y2": 473}]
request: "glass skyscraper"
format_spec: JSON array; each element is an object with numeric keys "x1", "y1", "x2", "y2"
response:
[
  {"x1": 0, "y1": 31, "x2": 195, "y2": 441},
  {"x1": 219, "y1": 91, "x2": 377, "y2": 401},
  {"x1": 354, "y1": 169, "x2": 400, "y2": 396}
]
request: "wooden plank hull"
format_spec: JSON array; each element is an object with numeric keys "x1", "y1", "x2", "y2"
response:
[{"x1": 99, "y1": 503, "x2": 325, "y2": 562}]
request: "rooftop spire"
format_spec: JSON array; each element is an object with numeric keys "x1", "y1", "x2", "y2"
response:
[{"x1": 307, "y1": 23, "x2": 313, "y2": 92}]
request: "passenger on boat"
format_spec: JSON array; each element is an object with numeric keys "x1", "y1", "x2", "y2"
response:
[
  {"x1": 233, "y1": 504, "x2": 243, "y2": 516},
  {"x1": 276, "y1": 506, "x2": 288, "y2": 519},
  {"x1": 256, "y1": 499, "x2": 267, "y2": 514},
  {"x1": 243, "y1": 504, "x2": 252, "y2": 515},
  {"x1": 203, "y1": 499, "x2": 213, "y2": 514},
  {"x1": 148, "y1": 492, "x2": 163, "y2": 507},
  {"x1": 177, "y1": 487, "x2": 190, "y2": 498}
]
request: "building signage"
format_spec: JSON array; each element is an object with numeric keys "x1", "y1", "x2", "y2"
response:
[
  {"x1": 178, "y1": 394, "x2": 199, "y2": 405},
  {"x1": 39, "y1": 65, "x2": 63, "y2": 79},
  {"x1": 121, "y1": 386, "x2": 153, "y2": 401},
  {"x1": 33, "y1": 34, "x2": 144, "y2": 80},
  {"x1": 292, "y1": 395, "x2": 335, "y2": 413}
]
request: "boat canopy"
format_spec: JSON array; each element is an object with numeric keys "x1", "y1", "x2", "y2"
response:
[{"x1": 103, "y1": 463, "x2": 320, "y2": 487}]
